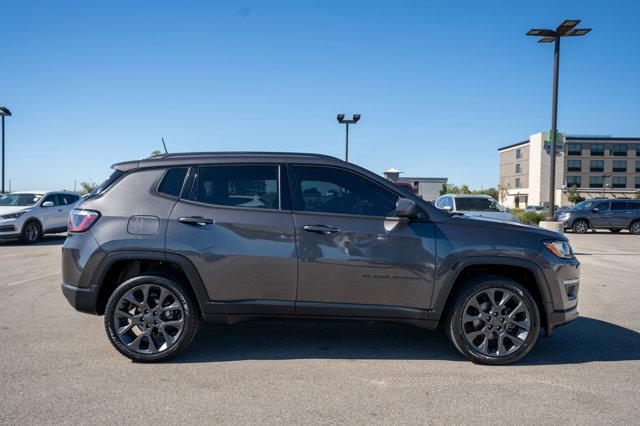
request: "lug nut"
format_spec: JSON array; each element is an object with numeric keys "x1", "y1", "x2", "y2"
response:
[
  {"x1": 153, "y1": 311, "x2": 157, "y2": 316},
  {"x1": 144, "y1": 310, "x2": 149, "y2": 314},
  {"x1": 154, "y1": 320, "x2": 159, "y2": 324}
]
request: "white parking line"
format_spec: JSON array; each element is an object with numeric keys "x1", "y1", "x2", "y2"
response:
[{"x1": 7, "y1": 272, "x2": 60, "y2": 287}]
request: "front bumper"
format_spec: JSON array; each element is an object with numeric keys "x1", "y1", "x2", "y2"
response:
[
  {"x1": 61, "y1": 282, "x2": 101, "y2": 315},
  {"x1": 545, "y1": 305, "x2": 579, "y2": 335}
]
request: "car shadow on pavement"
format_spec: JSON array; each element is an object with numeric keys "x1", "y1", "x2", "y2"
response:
[
  {"x1": 0, "y1": 234, "x2": 66, "y2": 246},
  {"x1": 171, "y1": 316, "x2": 640, "y2": 365}
]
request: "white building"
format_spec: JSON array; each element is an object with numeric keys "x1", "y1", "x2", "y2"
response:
[{"x1": 383, "y1": 168, "x2": 447, "y2": 201}]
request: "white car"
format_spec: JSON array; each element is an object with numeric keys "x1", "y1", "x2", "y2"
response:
[
  {"x1": 0, "y1": 191, "x2": 81, "y2": 243},
  {"x1": 434, "y1": 194, "x2": 521, "y2": 223}
]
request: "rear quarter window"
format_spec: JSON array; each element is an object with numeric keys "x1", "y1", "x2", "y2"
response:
[{"x1": 157, "y1": 168, "x2": 189, "y2": 197}]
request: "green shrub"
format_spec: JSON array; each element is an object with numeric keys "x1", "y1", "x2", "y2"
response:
[{"x1": 509, "y1": 208, "x2": 546, "y2": 226}]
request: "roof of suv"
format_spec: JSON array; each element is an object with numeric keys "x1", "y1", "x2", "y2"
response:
[{"x1": 113, "y1": 151, "x2": 345, "y2": 171}]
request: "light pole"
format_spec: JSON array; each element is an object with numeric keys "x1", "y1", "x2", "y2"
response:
[
  {"x1": 526, "y1": 20, "x2": 591, "y2": 219},
  {"x1": 336, "y1": 114, "x2": 361, "y2": 162},
  {"x1": 602, "y1": 173, "x2": 612, "y2": 198},
  {"x1": 0, "y1": 107, "x2": 12, "y2": 194}
]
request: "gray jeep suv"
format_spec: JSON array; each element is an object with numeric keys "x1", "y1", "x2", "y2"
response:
[{"x1": 61, "y1": 152, "x2": 580, "y2": 365}]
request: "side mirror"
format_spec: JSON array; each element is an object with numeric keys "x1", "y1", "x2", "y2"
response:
[
  {"x1": 396, "y1": 197, "x2": 418, "y2": 218},
  {"x1": 504, "y1": 208, "x2": 511, "y2": 213},
  {"x1": 591, "y1": 207, "x2": 599, "y2": 213},
  {"x1": 42, "y1": 201, "x2": 54, "y2": 208}
]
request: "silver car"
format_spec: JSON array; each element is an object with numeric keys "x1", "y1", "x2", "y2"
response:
[
  {"x1": 0, "y1": 191, "x2": 81, "y2": 243},
  {"x1": 435, "y1": 194, "x2": 520, "y2": 223}
]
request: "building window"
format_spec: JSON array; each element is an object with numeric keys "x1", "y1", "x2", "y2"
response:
[
  {"x1": 568, "y1": 143, "x2": 582, "y2": 155},
  {"x1": 637, "y1": 144, "x2": 640, "y2": 156},
  {"x1": 613, "y1": 160, "x2": 627, "y2": 172},
  {"x1": 515, "y1": 178, "x2": 521, "y2": 188},
  {"x1": 590, "y1": 160, "x2": 604, "y2": 172},
  {"x1": 515, "y1": 148, "x2": 522, "y2": 159},
  {"x1": 567, "y1": 159, "x2": 581, "y2": 171},
  {"x1": 590, "y1": 144, "x2": 604, "y2": 156},
  {"x1": 589, "y1": 176, "x2": 603, "y2": 188},
  {"x1": 515, "y1": 163, "x2": 521, "y2": 173},
  {"x1": 612, "y1": 176, "x2": 627, "y2": 189},
  {"x1": 566, "y1": 176, "x2": 581, "y2": 187},
  {"x1": 612, "y1": 144, "x2": 628, "y2": 156},
  {"x1": 636, "y1": 160, "x2": 640, "y2": 172},
  {"x1": 636, "y1": 176, "x2": 640, "y2": 188}
]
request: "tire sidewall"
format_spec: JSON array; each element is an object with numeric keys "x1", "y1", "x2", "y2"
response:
[
  {"x1": 572, "y1": 220, "x2": 588, "y2": 234},
  {"x1": 104, "y1": 275, "x2": 198, "y2": 362},
  {"x1": 449, "y1": 279, "x2": 540, "y2": 365},
  {"x1": 21, "y1": 220, "x2": 41, "y2": 244}
]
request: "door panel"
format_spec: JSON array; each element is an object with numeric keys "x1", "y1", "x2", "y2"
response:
[
  {"x1": 610, "y1": 201, "x2": 631, "y2": 227},
  {"x1": 165, "y1": 164, "x2": 297, "y2": 314},
  {"x1": 290, "y1": 164, "x2": 436, "y2": 315},
  {"x1": 591, "y1": 202, "x2": 610, "y2": 228}
]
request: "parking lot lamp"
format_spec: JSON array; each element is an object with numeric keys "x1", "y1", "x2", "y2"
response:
[
  {"x1": 336, "y1": 114, "x2": 361, "y2": 162},
  {"x1": 0, "y1": 107, "x2": 12, "y2": 194},
  {"x1": 526, "y1": 20, "x2": 591, "y2": 219}
]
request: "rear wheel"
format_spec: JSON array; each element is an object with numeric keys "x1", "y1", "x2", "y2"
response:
[
  {"x1": 609, "y1": 228, "x2": 621, "y2": 233},
  {"x1": 572, "y1": 219, "x2": 589, "y2": 234},
  {"x1": 20, "y1": 220, "x2": 41, "y2": 244},
  {"x1": 445, "y1": 275, "x2": 540, "y2": 365},
  {"x1": 104, "y1": 275, "x2": 199, "y2": 362},
  {"x1": 630, "y1": 220, "x2": 640, "y2": 235}
]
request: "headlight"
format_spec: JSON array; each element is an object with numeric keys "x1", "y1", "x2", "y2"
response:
[
  {"x1": 0, "y1": 212, "x2": 24, "y2": 220},
  {"x1": 543, "y1": 240, "x2": 573, "y2": 259},
  {"x1": 558, "y1": 212, "x2": 570, "y2": 220}
]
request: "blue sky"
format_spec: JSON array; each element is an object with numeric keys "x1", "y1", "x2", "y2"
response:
[{"x1": 2, "y1": 0, "x2": 639, "y2": 191}]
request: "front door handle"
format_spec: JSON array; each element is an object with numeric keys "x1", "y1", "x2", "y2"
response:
[
  {"x1": 178, "y1": 216, "x2": 214, "y2": 226},
  {"x1": 303, "y1": 225, "x2": 339, "y2": 234}
]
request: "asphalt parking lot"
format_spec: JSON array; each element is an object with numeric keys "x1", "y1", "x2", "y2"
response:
[{"x1": 1, "y1": 232, "x2": 639, "y2": 424}]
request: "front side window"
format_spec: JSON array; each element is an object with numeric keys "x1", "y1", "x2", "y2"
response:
[
  {"x1": 0, "y1": 193, "x2": 43, "y2": 206},
  {"x1": 595, "y1": 202, "x2": 610, "y2": 212},
  {"x1": 294, "y1": 166, "x2": 398, "y2": 217},
  {"x1": 590, "y1": 160, "x2": 604, "y2": 172},
  {"x1": 195, "y1": 165, "x2": 279, "y2": 210},
  {"x1": 589, "y1": 176, "x2": 603, "y2": 188},
  {"x1": 590, "y1": 144, "x2": 604, "y2": 156},
  {"x1": 567, "y1": 159, "x2": 581, "y2": 171},
  {"x1": 612, "y1": 144, "x2": 628, "y2": 156},
  {"x1": 454, "y1": 197, "x2": 504, "y2": 212},
  {"x1": 612, "y1": 176, "x2": 626, "y2": 188},
  {"x1": 613, "y1": 160, "x2": 627, "y2": 172},
  {"x1": 41, "y1": 194, "x2": 59, "y2": 206},
  {"x1": 58, "y1": 193, "x2": 80, "y2": 205}
]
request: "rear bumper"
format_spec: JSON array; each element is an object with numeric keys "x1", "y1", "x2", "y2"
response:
[{"x1": 61, "y1": 282, "x2": 100, "y2": 315}]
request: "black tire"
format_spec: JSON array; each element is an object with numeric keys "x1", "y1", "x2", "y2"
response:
[
  {"x1": 609, "y1": 228, "x2": 621, "y2": 234},
  {"x1": 104, "y1": 275, "x2": 199, "y2": 362},
  {"x1": 572, "y1": 219, "x2": 589, "y2": 234},
  {"x1": 20, "y1": 220, "x2": 42, "y2": 244},
  {"x1": 630, "y1": 220, "x2": 640, "y2": 235},
  {"x1": 445, "y1": 275, "x2": 540, "y2": 365}
]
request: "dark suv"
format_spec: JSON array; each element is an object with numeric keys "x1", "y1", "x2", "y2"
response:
[
  {"x1": 61, "y1": 152, "x2": 579, "y2": 365},
  {"x1": 558, "y1": 199, "x2": 640, "y2": 234}
]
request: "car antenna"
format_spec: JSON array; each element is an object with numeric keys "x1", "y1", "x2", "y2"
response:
[{"x1": 161, "y1": 138, "x2": 168, "y2": 154}]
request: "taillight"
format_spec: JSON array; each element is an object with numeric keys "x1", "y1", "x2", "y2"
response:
[{"x1": 68, "y1": 209, "x2": 101, "y2": 232}]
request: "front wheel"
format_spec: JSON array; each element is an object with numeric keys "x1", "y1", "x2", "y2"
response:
[
  {"x1": 572, "y1": 219, "x2": 589, "y2": 234},
  {"x1": 446, "y1": 276, "x2": 540, "y2": 365},
  {"x1": 21, "y1": 220, "x2": 41, "y2": 244},
  {"x1": 104, "y1": 276, "x2": 199, "y2": 362}
]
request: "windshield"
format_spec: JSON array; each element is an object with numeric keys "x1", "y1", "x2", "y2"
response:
[
  {"x1": 455, "y1": 197, "x2": 504, "y2": 212},
  {"x1": 0, "y1": 193, "x2": 43, "y2": 207},
  {"x1": 571, "y1": 200, "x2": 598, "y2": 211}
]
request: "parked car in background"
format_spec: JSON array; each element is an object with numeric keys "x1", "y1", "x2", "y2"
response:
[
  {"x1": 61, "y1": 152, "x2": 578, "y2": 365},
  {"x1": 435, "y1": 194, "x2": 520, "y2": 223},
  {"x1": 0, "y1": 191, "x2": 81, "y2": 243},
  {"x1": 394, "y1": 181, "x2": 416, "y2": 195},
  {"x1": 558, "y1": 199, "x2": 640, "y2": 234},
  {"x1": 525, "y1": 205, "x2": 548, "y2": 214}
]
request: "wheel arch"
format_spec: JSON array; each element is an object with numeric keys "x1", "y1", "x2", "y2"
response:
[
  {"x1": 21, "y1": 217, "x2": 43, "y2": 232},
  {"x1": 430, "y1": 257, "x2": 553, "y2": 333},
  {"x1": 92, "y1": 250, "x2": 209, "y2": 316}
]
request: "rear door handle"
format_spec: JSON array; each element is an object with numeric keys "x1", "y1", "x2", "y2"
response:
[
  {"x1": 303, "y1": 225, "x2": 339, "y2": 234},
  {"x1": 178, "y1": 216, "x2": 214, "y2": 226}
]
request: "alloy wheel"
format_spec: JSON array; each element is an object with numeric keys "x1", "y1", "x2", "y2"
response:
[
  {"x1": 112, "y1": 284, "x2": 185, "y2": 354},
  {"x1": 25, "y1": 222, "x2": 40, "y2": 242},
  {"x1": 631, "y1": 221, "x2": 640, "y2": 235},
  {"x1": 574, "y1": 220, "x2": 588, "y2": 233},
  {"x1": 461, "y1": 288, "x2": 531, "y2": 357}
]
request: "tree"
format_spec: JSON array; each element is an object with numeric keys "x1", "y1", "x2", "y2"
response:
[
  {"x1": 439, "y1": 183, "x2": 448, "y2": 196},
  {"x1": 498, "y1": 183, "x2": 510, "y2": 204},
  {"x1": 459, "y1": 184, "x2": 471, "y2": 194},
  {"x1": 150, "y1": 149, "x2": 162, "y2": 156},
  {"x1": 79, "y1": 181, "x2": 97, "y2": 195},
  {"x1": 566, "y1": 185, "x2": 585, "y2": 204},
  {"x1": 480, "y1": 187, "x2": 500, "y2": 201}
]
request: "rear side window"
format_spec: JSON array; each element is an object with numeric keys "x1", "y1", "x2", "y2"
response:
[
  {"x1": 158, "y1": 167, "x2": 188, "y2": 197},
  {"x1": 611, "y1": 201, "x2": 629, "y2": 211},
  {"x1": 195, "y1": 165, "x2": 280, "y2": 210}
]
